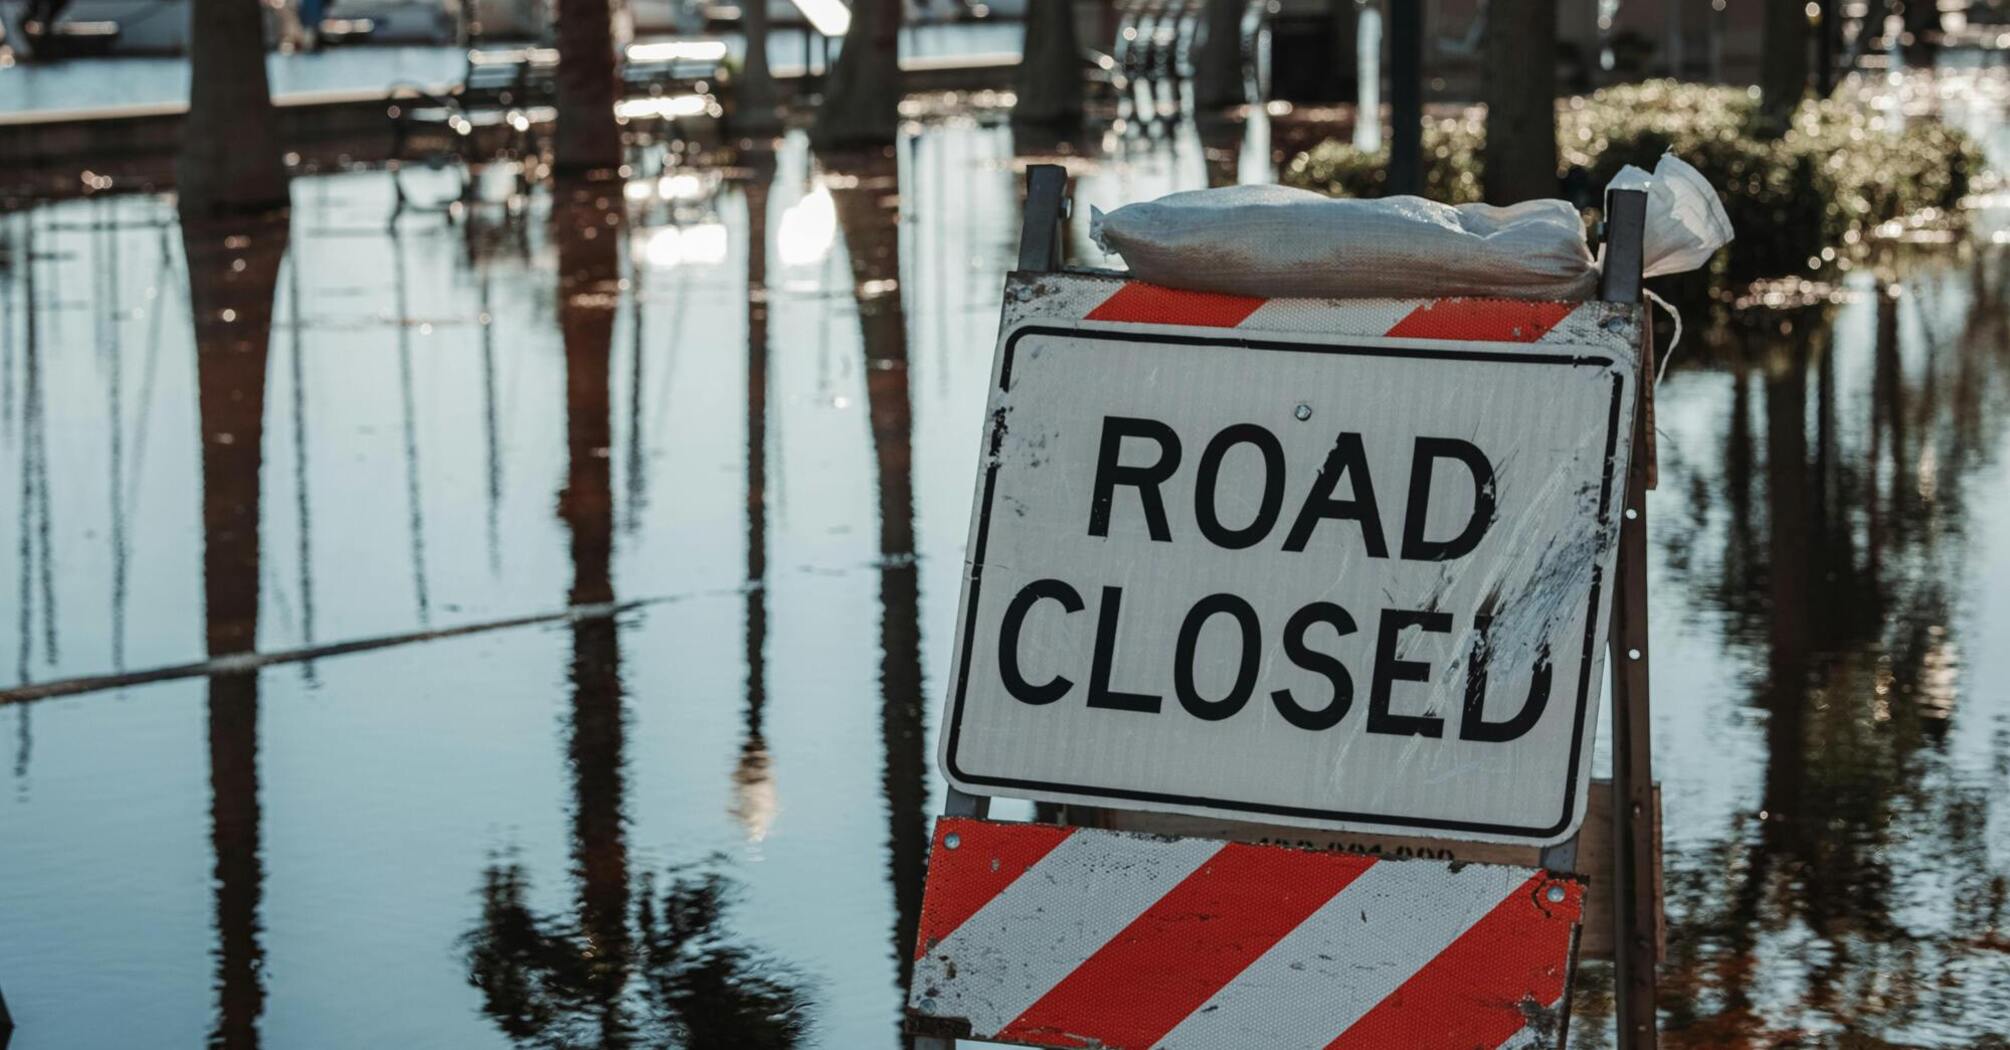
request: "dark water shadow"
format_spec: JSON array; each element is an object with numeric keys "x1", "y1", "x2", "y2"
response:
[
  {"x1": 460, "y1": 181, "x2": 811, "y2": 1050},
  {"x1": 1649, "y1": 251, "x2": 2010, "y2": 1046},
  {"x1": 183, "y1": 211, "x2": 291, "y2": 1050},
  {"x1": 822, "y1": 147, "x2": 929, "y2": 1049}
]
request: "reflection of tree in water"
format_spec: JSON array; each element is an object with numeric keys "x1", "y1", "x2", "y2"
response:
[
  {"x1": 1647, "y1": 251, "x2": 2010, "y2": 1045},
  {"x1": 824, "y1": 152, "x2": 931, "y2": 1042},
  {"x1": 463, "y1": 184, "x2": 809, "y2": 1050},
  {"x1": 734, "y1": 146, "x2": 779, "y2": 843},
  {"x1": 184, "y1": 213, "x2": 290, "y2": 1050},
  {"x1": 465, "y1": 857, "x2": 812, "y2": 1050}
]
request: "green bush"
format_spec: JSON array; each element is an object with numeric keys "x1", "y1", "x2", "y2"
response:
[{"x1": 1280, "y1": 81, "x2": 1989, "y2": 282}]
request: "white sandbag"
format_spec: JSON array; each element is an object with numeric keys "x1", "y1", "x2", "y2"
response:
[
  {"x1": 1088, "y1": 156, "x2": 1735, "y2": 301},
  {"x1": 1090, "y1": 185, "x2": 1599, "y2": 300}
]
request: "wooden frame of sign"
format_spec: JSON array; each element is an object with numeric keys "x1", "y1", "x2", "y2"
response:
[{"x1": 915, "y1": 166, "x2": 1663, "y2": 1050}]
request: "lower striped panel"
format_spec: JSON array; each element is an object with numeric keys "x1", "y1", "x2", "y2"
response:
[{"x1": 908, "y1": 818, "x2": 1582, "y2": 1050}]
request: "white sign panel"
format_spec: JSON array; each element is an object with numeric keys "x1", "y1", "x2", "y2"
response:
[{"x1": 938, "y1": 274, "x2": 1640, "y2": 846}]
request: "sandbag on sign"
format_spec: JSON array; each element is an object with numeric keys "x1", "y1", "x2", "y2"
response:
[
  {"x1": 1090, "y1": 185, "x2": 1599, "y2": 300},
  {"x1": 1089, "y1": 154, "x2": 1735, "y2": 302}
]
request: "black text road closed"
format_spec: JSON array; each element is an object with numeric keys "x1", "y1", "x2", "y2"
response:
[{"x1": 940, "y1": 275, "x2": 1640, "y2": 845}]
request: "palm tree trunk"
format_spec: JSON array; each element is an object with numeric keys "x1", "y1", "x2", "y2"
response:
[
  {"x1": 555, "y1": 0, "x2": 624, "y2": 174},
  {"x1": 1900, "y1": 0, "x2": 1940, "y2": 66},
  {"x1": 1758, "y1": 0, "x2": 1808, "y2": 136},
  {"x1": 178, "y1": 0, "x2": 289, "y2": 217},
  {"x1": 1194, "y1": 0, "x2": 1245, "y2": 113},
  {"x1": 812, "y1": 0, "x2": 903, "y2": 149},
  {"x1": 1013, "y1": 0, "x2": 1083, "y2": 129},
  {"x1": 738, "y1": 0, "x2": 782, "y2": 135},
  {"x1": 1481, "y1": 0, "x2": 1559, "y2": 204}
]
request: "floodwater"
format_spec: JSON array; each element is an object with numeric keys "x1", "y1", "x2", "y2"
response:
[{"x1": 3, "y1": 76, "x2": 2010, "y2": 1049}]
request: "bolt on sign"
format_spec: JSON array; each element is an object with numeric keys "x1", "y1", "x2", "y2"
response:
[
  {"x1": 939, "y1": 274, "x2": 1640, "y2": 846},
  {"x1": 908, "y1": 817, "x2": 1584, "y2": 1049}
]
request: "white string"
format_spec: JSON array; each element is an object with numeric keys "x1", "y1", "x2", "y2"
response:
[{"x1": 1645, "y1": 288, "x2": 1682, "y2": 388}]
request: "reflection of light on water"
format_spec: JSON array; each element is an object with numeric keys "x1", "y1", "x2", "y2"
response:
[
  {"x1": 613, "y1": 94, "x2": 720, "y2": 120},
  {"x1": 641, "y1": 224, "x2": 730, "y2": 267},
  {"x1": 732, "y1": 748, "x2": 778, "y2": 842},
  {"x1": 625, "y1": 39, "x2": 729, "y2": 63},
  {"x1": 1354, "y1": 5, "x2": 1381, "y2": 152},
  {"x1": 792, "y1": 0, "x2": 851, "y2": 37},
  {"x1": 1918, "y1": 630, "x2": 1958, "y2": 723},
  {"x1": 658, "y1": 172, "x2": 708, "y2": 201},
  {"x1": 778, "y1": 185, "x2": 837, "y2": 267}
]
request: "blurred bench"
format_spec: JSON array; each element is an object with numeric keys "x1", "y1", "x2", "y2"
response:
[
  {"x1": 388, "y1": 40, "x2": 728, "y2": 218},
  {"x1": 621, "y1": 38, "x2": 729, "y2": 97},
  {"x1": 387, "y1": 47, "x2": 557, "y2": 218}
]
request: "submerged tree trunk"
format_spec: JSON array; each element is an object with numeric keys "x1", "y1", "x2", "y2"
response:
[
  {"x1": 1900, "y1": 0, "x2": 1941, "y2": 66},
  {"x1": 738, "y1": 0, "x2": 782, "y2": 136},
  {"x1": 1013, "y1": 0, "x2": 1083, "y2": 129},
  {"x1": 178, "y1": 0, "x2": 289, "y2": 216},
  {"x1": 554, "y1": 0, "x2": 624, "y2": 174},
  {"x1": 812, "y1": 0, "x2": 901, "y2": 150},
  {"x1": 1758, "y1": 0, "x2": 1809, "y2": 135},
  {"x1": 1482, "y1": 0, "x2": 1559, "y2": 204},
  {"x1": 1194, "y1": 0, "x2": 1245, "y2": 113}
]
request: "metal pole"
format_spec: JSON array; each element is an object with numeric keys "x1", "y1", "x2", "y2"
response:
[
  {"x1": 1386, "y1": 0, "x2": 1423, "y2": 196},
  {"x1": 1599, "y1": 190, "x2": 1646, "y2": 303},
  {"x1": 1016, "y1": 164, "x2": 1069, "y2": 272},
  {"x1": 1600, "y1": 187, "x2": 1659, "y2": 1050}
]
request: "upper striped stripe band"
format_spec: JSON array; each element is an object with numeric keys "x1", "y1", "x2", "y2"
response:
[{"x1": 1056, "y1": 277, "x2": 1600, "y2": 345}]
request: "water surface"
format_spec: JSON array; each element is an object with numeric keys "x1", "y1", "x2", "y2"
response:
[{"x1": 3, "y1": 84, "x2": 2010, "y2": 1048}]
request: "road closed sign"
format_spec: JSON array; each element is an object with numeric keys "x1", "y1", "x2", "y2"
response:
[{"x1": 939, "y1": 274, "x2": 1640, "y2": 846}]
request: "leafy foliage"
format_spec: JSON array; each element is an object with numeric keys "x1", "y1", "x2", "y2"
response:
[
  {"x1": 1281, "y1": 81, "x2": 1989, "y2": 281},
  {"x1": 464, "y1": 858, "x2": 813, "y2": 1049}
]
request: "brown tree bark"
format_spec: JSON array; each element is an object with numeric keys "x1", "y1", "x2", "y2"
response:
[
  {"x1": 1013, "y1": 0, "x2": 1083, "y2": 129},
  {"x1": 812, "y1": 0, "x2": 902, "y2": 150},
  {"x1": 554, "y1": 0, "x2": 624, "y2": 174},
  {"x1": 177, "y1": 0, "x2": 289, "y2": 217},
  {"x1": 1481, "y1": 0, "x2": 1559, "y2": 205},
  {"x1": 1193, "y1": 0, "x2": 1245, "y2": 113},
  {"x1": 1758, "y1": 0, "x2": 1809, "y2": 136}
]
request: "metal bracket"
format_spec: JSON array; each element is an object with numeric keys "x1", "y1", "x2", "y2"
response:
[
  {"x1": 1599, "y1": 184, "x2": 1658, "y2": 1050},
  {"x1": 1599, "y1": 188, "x2": 1649, "y2": 304},
  {"x1": 1015, "y1": 163, "x2": 1069, "y2": 273}
]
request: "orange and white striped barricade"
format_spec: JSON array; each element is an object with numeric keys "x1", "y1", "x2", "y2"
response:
[{"x1": 908, "y1": 817, "x2": 1584, "y2": 1049}]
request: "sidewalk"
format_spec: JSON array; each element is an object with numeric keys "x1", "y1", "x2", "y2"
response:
[{"x1": 0, "y1": 22, "x2": 1022, "y2": 121}]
